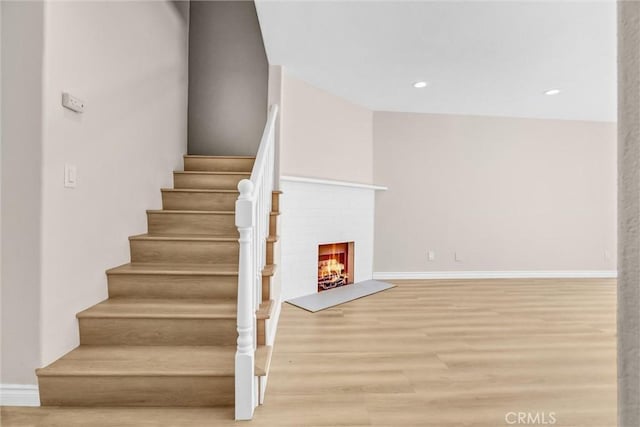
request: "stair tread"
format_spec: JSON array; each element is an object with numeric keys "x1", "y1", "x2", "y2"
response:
[
  {"x1": 107, "y1": 262, "x2": 277, "y2": 277},
  {"x1": 77, "y1": 299, "x2": 239, "y2": 319},
  {"x1": 36, "y1": 345, "x2": 236, "y2": 377},
  {"x1": 256, "y1": 300, "x2": 274, "y2": 319},
  {"x1": 147, "y1": 209, "x2": 235, "y2": 215},
  {"x1": 108, "y1": 263, "x2": 239, "y2": 275},
  {"x1": 129, "y1": 233, "x2": 239, "y2": 242},
  {"x1": 174, "y1": 171, "x2": 250, "y2": 175},
  {"x1": 147, "y1": 210, "x2": 280, "y2": 215},
  {"x1": 161, "y1": 188, "x2": 240, "y2": 193},
  {"x1": 184, "y1": 155, "x2": 255, "y2": 159},
  {"x1": 77, "y1": 298, "x2": 274, "y2": 320},
  {"x1": 129, "y1": 233, "x2": 278, "y2": 242},
  {"x1": 161, "y1": 188, "x2": 281, "y2": 194}
]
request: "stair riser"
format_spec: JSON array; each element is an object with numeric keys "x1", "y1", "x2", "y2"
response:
[
  {"x1": 174, "y1": 173, "x2": 248, "y2": 190},
  {"x1": 147, "y1": 212, "x2": 236, "y2": 236},
  {"x1": 107, "y1": 274, "x2": 239, "y2": 300},
  {"x1": 266, "y1": 240, "x2": 276, "y2": 265},
  {"x1": 79, "y1": 318, "x2": 242, "y2": 346},
  {"x1": 258, "y1": 321, "x2": 266, "y2": 346},
  {"x1": 270, "y1": 214, "x2": 279, "y2": 237},
  {"x1": 263, "y1": 275, "x2": 271, "y2": 301},
  {"x1": 162, "y1": 191, "x2": 238, "y2": 211},
  {"x1": 38, "y1": 376, "x2": 233, "y2": 407},
  {"x1": 130, "y1": 239, "x2": 239, "y2": 264},
  {"x1": 184, "y1": 157, "x2": 254, "y2": 172},
  {"x1": 163, "y1": 191, "x2": 280, "y2": 211}
]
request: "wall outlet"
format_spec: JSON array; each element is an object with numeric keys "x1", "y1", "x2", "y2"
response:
[
  {"x1": 455, "y1": 251, "x2": 463, "y2": 262},
  {"x1": 428, "y1": 250, "x2": 436, "y2": 261},
  {"x1": 64, "y1": 164, "x2": 77, "y2": 188},
  {"x1": 62, "y1": 92, "x2": 85, "y2": 113},
  {"x1": 604, "y1": 250, "x2": 612, "y2": 261}
]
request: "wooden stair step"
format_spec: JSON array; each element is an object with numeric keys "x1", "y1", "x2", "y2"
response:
[
  {"x1": 128, "y1": 234, "x2": 277, "y2": 265},
  {"x1": 78, "y1": 298, "x2": 274, "y2": 320},
  {"x1": 77, "y1": 299, "x2": 273, "y2": 346},
  {"x1": 173, "y1": 171, "x2": 250, "y2": 190},
  {"x1": 256, "y1": 299, "x2": 275, "y2": 320},
  {"x1": 146, "y1": 210, "x2": 280, "y2": 236},
  {"x1": 255, "y1": 345, "x2": 273, "y2": 377},
  {"x1": 107, "y1": 262, "x2": 276, "y2": 277},
  {"x1": 37, "y1": 345, "x2": 235, "y2": 377},
  {"x1": 129, "y1": 233, "x2": 239, "y2": 264},
  {"x1": 78, "y1": 299, "x2": 241, "y2": 319},
  {"x1": 36, "y1": 345, "x2": 235, "y2": 407},
  {"x1": 271, "y1": 190, "x2": 282, "y2": 212},
  {"x1": 256, "y1": 300, "x2": 276, "y2": 346},
  {"x1": 147, "y1": 210, "x2": 236, "y2": 236},
  {"x1": 161, "y1": 188, "x2": 239, "y2": 211},
  {"x1": 107, "y1": 263, "x2": 277, "y2": 300},
  {"x1": 183, "y1": 155, "x2": 255, "y2": 173},
  {"x1": 161, "y1": 189, "x2": 281, "y2": 212},
  {"x1": 37, "y1": 345, "x2": 271, "y2": 377}
]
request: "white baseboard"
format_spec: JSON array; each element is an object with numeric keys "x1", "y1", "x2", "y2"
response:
[
  {"x1": 373, "y1": 270, "x2": 618, "y2": 280},
  {"x1": 0, "y1": 384, "x2": 40, "y2": 406}
]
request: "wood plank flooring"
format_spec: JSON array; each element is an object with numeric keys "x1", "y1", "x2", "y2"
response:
[{"x1": 1, "y1": 279, "x2": 617, "y2": 426}]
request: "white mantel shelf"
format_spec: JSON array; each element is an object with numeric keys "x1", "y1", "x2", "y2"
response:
[{"x1": 280, "y1": 175, "x2": 387, "y2": 191}]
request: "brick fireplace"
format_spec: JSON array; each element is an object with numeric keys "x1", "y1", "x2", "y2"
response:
[{"x1": 279, "y1": 176, "x2": 384, "y2": 300}]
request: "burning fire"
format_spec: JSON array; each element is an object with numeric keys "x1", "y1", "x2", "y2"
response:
[
  {"x1": 318, "y1": 258, "x2": 345, "y2": 279},
  {"x1": 317, "y1": 242, "x2": 352, "y2": 291}
]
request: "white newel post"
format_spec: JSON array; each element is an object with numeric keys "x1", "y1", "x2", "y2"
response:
[{"x1": 235, "y1": 179, "x2": 256, "y2": 420}]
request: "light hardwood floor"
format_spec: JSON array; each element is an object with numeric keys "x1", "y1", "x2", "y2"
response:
[{"x1": 2, "y1": 279, "x2": 617, "y2": 426}]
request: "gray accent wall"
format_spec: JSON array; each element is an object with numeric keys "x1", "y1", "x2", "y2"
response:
[
  {"x1": 618, "y1": 2, "x2": 640, "y2": 425},
  {"x1": 188, "y1": 1, "x2": 269, "y2": 156}
]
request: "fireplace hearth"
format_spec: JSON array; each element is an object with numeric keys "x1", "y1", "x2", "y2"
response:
[{"x1": 318, "y1": 242, "x2": 354, "y2": 292}]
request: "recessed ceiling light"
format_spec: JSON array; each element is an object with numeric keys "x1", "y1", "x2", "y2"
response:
[
  {"x1": 413, "y1": 81, "x2": 428, "y2": 89},
  {"x1": 544, "y1": 89, "x2": 561, "y2": 96}
]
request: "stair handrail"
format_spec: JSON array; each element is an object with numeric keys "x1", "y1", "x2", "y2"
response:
[{"x1": 234, "y1": 104, "x2": 279, "y2": 420}]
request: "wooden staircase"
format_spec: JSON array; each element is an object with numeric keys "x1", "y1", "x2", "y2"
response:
[{"x1": 36, "y1": 155, "x2": 280, "y2": 409}]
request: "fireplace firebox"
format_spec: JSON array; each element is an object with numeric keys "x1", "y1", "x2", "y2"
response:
[{"x1": 317, "y1": 242, "x2": 354, "y2": 292}]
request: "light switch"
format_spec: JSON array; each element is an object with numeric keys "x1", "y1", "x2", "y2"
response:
[{"x1": 65, "y1": 164, "x2": 77, "y2": 188}]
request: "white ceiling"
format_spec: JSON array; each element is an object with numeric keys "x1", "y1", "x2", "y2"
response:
[{"x1": 255, "y1": 1, "x2": 617, "y2": 122}]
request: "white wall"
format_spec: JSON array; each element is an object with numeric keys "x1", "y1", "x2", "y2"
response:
[
  {"x1": 2, "y1": 1, "x2": 190, "y2": 385},
  {"x1": 280, "y1": 179, "x2": 376, "y2": 300},
  {"x1": 373, "y1": 112, "x2": 617, "y2": 275},
  {"x1": 38, "y1": 0, "x2": 189, "y2": 368},
  {"x1": 281, "y1": 73, "x2": 374, "y2": 184},
  {"x1": 1, "y1": 0, "x2": 44, "y2": 386}
]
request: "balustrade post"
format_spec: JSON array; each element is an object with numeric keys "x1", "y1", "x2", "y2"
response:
[{"x1": 235, "y1": 179, "x2": 256, "y2": 420}]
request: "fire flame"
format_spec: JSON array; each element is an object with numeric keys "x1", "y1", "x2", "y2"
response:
[{"x1": 318, "y1": 258, "x2": 345, "y2": 278}]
